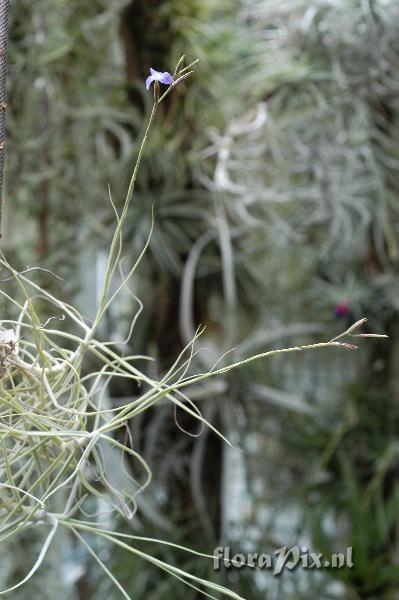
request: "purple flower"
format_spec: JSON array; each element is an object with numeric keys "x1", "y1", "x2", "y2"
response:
[
  {"x1": 334, "y1": 299, "x2": 350, "y2": 318},
  {"x1": 146, "y1": 68, "x2": 173, "y2": 90}
]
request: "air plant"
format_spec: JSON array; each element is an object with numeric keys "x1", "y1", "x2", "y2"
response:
[{"x1": 0, "y1": 56, "x2": 386, "y2": 599}]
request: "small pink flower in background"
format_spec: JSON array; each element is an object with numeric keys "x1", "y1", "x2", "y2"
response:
[
  {"x1": 146, "y1": 68, "x2": 173, "y2": 90},
  {"x1": 334, "y1": 299, "x2": 350, "y2": 318}
]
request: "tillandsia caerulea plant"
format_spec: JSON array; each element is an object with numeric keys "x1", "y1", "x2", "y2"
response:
[{"x1": 0, "y1": 56, "x2": 387, "y2": 600}]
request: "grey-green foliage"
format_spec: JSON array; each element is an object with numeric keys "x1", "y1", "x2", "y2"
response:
[
  {"x1": 189, "y1": 0, "x2": 399, "y2": 349},
  {"x1": 231, "y1": 0, "x2": 399, "y2": 322},
  {"x1": 2, "y1": 0, "x2": 398, "y2": 598},
  {"x1": 89, "y1": 2, "x2": 399, "y2": 597},
  {"x1": 2, "y1": 2, "x2": 128, "y2": 596},
  {"x1": 7, "y1": 0, "x2": 131, "y2": 279},
  {"x1": 2, "y1": 2, "x2": 250, "y2": 597},
  {"x1": 118, "y1": 1, "x2": 246, "y2": 275},
  {"x1": 1, "y1": 62, "x2": 283, "y2": 600},
  {"x1": 214, "y1": 1, "x2": 399, "y2": 597}
]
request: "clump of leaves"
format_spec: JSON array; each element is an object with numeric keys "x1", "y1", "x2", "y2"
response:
[{"x1": 0, "y1": 57, "x2": 386, "y2": 599}]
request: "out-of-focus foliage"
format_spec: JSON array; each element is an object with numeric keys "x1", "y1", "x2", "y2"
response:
[
  {"x1": 2, "y1": 0, "x2": 399, "y2": 598},
  {"x1": 220, "y1": 1, "x2": 399, "y2": 598},
  {"x1": 7, "y1": 0, "x2": 130, "y2": 278}
]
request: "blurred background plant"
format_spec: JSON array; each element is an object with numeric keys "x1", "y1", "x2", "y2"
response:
[{"x1": 1, "y1": 0, "x2": 399, "y2": 598}]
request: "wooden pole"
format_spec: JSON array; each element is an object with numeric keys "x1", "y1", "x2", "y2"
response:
[{"x1": 0, "y1": 0, "x2": 10, "y2": 238}]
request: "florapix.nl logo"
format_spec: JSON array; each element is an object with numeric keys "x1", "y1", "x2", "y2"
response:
[{"x1": 213, "y1": 545, "x2": 354, "y2": 576}]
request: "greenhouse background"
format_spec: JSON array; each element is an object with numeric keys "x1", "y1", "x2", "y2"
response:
[{"x1": 0, "y1": 0, "x2": 398, "y2": 598}]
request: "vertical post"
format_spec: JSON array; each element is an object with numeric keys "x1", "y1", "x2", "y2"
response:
[{"x1": 0, "y1": 0, "x2": 9, "y2": 238}]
